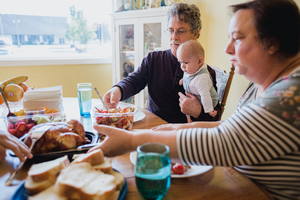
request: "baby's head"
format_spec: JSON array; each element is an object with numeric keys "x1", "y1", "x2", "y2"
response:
[{"x1": 177, "y1": 40, "x2": 205, "y2": 74}]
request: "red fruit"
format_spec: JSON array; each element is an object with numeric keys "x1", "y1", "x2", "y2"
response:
[
  {"x1": 26, "y1": 123, "x2": 35, "y2": 131},
  {"x1": 8, "y1": 129, "x2": 17, "y2": 136},
  {"x1": 122, "y1": 119, "x2": 127, "y2": 126},
  {"x1": 172, "y1": 164, "x2": 185, "y2": 175},
  {"x1": 17, "y1": 121, "x2": 27, "y2": 132},
  {"x1": 7, "y1": 122, "x2": 14, "y2": 129},
  {"x1": 16, "y1": 131, "x2": 24, "y2": 138},
  {"x1": 96, "y1": 116, "x2": 102, "y2": 123},
  {"x1": 15, "y1": 120, "x2": 25, "y2": 127}
]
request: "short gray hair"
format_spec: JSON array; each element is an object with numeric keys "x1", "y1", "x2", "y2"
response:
[{"x1": 166, "y1": 3, "x2": 202, "y2": 39}]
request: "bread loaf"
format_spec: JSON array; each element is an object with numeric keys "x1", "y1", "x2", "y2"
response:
[
  {"x1": 93, "y1": 158, "x2": 113, "y2": 174},
  {"x1": 25, "y1": 151, "x2": 125, "y2": 199},
  {"x1": 27, "y1": 155, "x2": 70, "y2": 182},
  {"x1": 72, "y1": 149, "x2": 104, "y2": 166},
  {"x1": 28, "y1": 185, "x2": 67, "y2": 200},
  {"x1": 111, "y1": 170, "x2": 125, "y2": 191},
  {"x1": 25, "y1": 176, "x2": 55, "y2": 195},
  {"x1": 55, "y1": 162, "x2": 119, "y2": 200}
]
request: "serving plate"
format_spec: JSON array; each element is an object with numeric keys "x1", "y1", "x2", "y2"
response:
[
  {"x1": 9, "y1": 131, "x2": 99, "y2": 163},
  {"x1": 130, "y1": 151, "x2": 213, "y2": 178},
  {"x1": 12, "y1": 170, "x2": 127, "y2": 200},
  {"x1": 133, "y1": 111, "x2": 146, "y2": 122}
]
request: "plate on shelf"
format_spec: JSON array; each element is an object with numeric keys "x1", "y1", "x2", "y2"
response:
[
  {"x1": 11, "y1": 171, "x2": 127, "y2": 200},
  {"x1": 134, "y1": 111, "x2": 145, "y2": 122},
  {"x1": 130, "y1": 151, "x2": 213, "y2": 178},
  {"x1": 9, "y1": 131, "x2": 99, "y2": 164}
]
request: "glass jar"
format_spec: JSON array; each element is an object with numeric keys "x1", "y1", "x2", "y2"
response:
[{"x1": 140, "y1": 0, "x2": 145, "y2": 9}]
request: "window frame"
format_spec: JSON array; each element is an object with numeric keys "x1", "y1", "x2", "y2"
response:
[
  {"x1": 0, "y1": 56, "x2": 112, "y2": 67},
  {"x1": 0, "y1": 1, "x2": 114, "y2": 67}
]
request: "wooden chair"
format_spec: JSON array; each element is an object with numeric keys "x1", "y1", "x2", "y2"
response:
[{"x1": 210, "y1": 65, "x2": 235, "y2": 120}]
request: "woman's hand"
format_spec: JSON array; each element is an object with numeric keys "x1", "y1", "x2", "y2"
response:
[
  {"x1": 88, "y1": 125, "x2": 134, "y2": 157},
  {"x1": 0, "y1": 130, "x2": 32, "y2": 162},
  {"x1": 178, "y1": 91, "x2": 202, "y2": 118},
  {"x1": 0, "y1": 145, "x2": 6, "y2": 162},
  {"x1": 103, "y1": 87, "x2": 122, "y2": 109}
]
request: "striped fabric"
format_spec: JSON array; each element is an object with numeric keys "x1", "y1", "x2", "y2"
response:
[{"x1": 177, "y1": 105, "x2": 300, "y2": 200}]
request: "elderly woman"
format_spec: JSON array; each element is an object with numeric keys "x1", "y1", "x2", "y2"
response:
[
  {"x1": 103, "y1": 3, "x2": 221, "y2": 123},
  {"x1": 91, "y1": 0, "x2": 300, "y2": 199}
]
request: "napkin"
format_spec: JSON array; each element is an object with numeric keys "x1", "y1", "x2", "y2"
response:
[{"x1": 23, "y1": 85, "x2": 64, "y2": 112}]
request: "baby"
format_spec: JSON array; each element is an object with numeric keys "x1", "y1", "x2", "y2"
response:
[{"x1": 178, "y1": 40, "x2": 219, "y2": 123}]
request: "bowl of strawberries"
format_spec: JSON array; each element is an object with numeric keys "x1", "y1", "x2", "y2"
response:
[{"x1": 5, "y1": 107, "x2": 65, "y2": 138}]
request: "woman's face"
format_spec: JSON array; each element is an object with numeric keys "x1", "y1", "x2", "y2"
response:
[
  {"x1": 225, "y1": 9, "x2": 270, "y2": 82},
  {"x1": 167, "y1": 16, "x2": 199, "y2": 58}
]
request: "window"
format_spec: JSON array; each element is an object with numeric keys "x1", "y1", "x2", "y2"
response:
[{"x1": 0, "y1": 0, "x2": 112, "y2": 66}]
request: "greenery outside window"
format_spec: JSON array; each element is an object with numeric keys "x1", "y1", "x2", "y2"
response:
[{"x1": 0, "y1": 0, "x2": 112, "y2": 66}]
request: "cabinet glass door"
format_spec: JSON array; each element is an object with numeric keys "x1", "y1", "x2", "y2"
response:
[
  {"x1": 143, "y1": 23, "x2": 162, "y2": 57},
  {"x1": 119, "y1": 24, "x2": 135, "y2": 104},
  {"x1": 142, "y1": 22, "x2": 162, "y2": 108}
]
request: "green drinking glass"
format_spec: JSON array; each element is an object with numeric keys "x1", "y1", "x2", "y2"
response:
[{"x1": 135, "y1": 143, "x2": 171, "y2": 200}]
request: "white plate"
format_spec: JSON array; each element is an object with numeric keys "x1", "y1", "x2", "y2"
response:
[
  {"x1": 134, "y1": 111, "x2": 145, "y2": 122},
  {"x1": 130, "y1": 151, "x2": 213, "y2": 178}
]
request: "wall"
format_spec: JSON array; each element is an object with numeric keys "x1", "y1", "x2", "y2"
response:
[
  {"x1": 1, "y1": 0, "x2": 299, "y2": 120},
  {"x1": 0, "y1": 64, "x2": 112, "y2": 98}
]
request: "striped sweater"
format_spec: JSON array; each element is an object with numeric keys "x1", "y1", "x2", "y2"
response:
[{"x1": 177, "y1": 68, "x2": 300, "y2": 200}]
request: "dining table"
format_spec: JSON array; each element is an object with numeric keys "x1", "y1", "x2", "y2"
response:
[{"x1": 0, "y1": 97, "x2": 274, "y2": 200}]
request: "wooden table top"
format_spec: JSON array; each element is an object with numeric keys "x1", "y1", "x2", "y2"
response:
[{"x1": 0, "y1": 97, "x2": 273, "y2": 200}]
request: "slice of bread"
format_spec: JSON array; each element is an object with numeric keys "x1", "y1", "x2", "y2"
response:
[
  {"x1": 27, "y1": 155, "x2": 70, "y2": 182},
  {"x1": 28, "y1": 185, "x2": 67, "y2": 200},
  {"x1": 25, "y1": 175, "x2": 55, "y2": 195},
  {"x1": 111, "y1": 170, "x2": 125, "y2": 191},
  {"x1": 55, "y1": 162, "x2": 119, "y2": 200},
  {"x1": 72, "y1": 149, "x2": 104, "y2": 166},
  {"x1": 93, "y1": 158, "x2": 113, "y2": 174}
]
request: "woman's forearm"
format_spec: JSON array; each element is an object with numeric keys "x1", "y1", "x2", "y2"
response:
[
  {"x1": 190, "y1": 121, "x2": 221, "y2": 128},
  {"x1": 131, "y1": 130, "x2": 179, "y2": 160}
]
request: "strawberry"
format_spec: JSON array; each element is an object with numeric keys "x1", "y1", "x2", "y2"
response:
[
  {"x1": 16, "y1": 131, "x2": 24, "y2": 138},
  {"x1": 7, "y1": 122, "x2": 14, "y2": 129},
  {"x1": 16, "y1": 121, "x2": 27, "y2": 132},
  {"x1": 15, "y1": 120, "x2": 25, "y2": 128},
  {"x1": 26, "y1": 123, "x2": 35, "y2": 131},
  {"x1": 8, "y1": 129, "x2": 17, "y2": 136}
]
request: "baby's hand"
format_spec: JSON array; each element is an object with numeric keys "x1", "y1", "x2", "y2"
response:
[
  {"x1": 179, "y1": 79, "x2": 183, "y2": 85},
  {"x1": 209, "y1": 110, "x2": 217, "y2": 117}
]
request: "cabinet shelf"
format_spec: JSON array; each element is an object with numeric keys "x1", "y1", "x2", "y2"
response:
[{"x1": 121, "y1": 50, "x2": 134, "y2": 54}]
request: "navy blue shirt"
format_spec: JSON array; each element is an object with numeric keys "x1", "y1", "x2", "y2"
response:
[{"x1": 116, "y1": 49, "x2": 220, "y2": 123}]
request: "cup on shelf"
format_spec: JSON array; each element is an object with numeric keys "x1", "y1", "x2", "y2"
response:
[
  {"x1": 135, "y1": 143, "x2": 171, "y2": 200},
  {"x1": 77, "y1": 83, "x2": 92, "y2": 116}
]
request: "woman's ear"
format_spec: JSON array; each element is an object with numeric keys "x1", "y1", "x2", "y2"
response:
[{"x1": 267, "y1": 38, "x2": 279, "y2": 55}]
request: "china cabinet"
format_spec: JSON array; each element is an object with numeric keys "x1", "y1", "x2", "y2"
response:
[{"x1": 111, "y1": 6, "x2": 170, "y2": 108}]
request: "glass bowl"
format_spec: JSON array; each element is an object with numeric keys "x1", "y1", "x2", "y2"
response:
[
  {"x1": 5, "y1": 110, "x2": 66, "y2": 138},
  {"x1": 93, "y1": 102, "x2": 137, "y2": 131}
]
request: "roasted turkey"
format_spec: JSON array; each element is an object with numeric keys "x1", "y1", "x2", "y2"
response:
[{"x1": 24, "y1": 119, "x2": 90, "y2": 154}]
